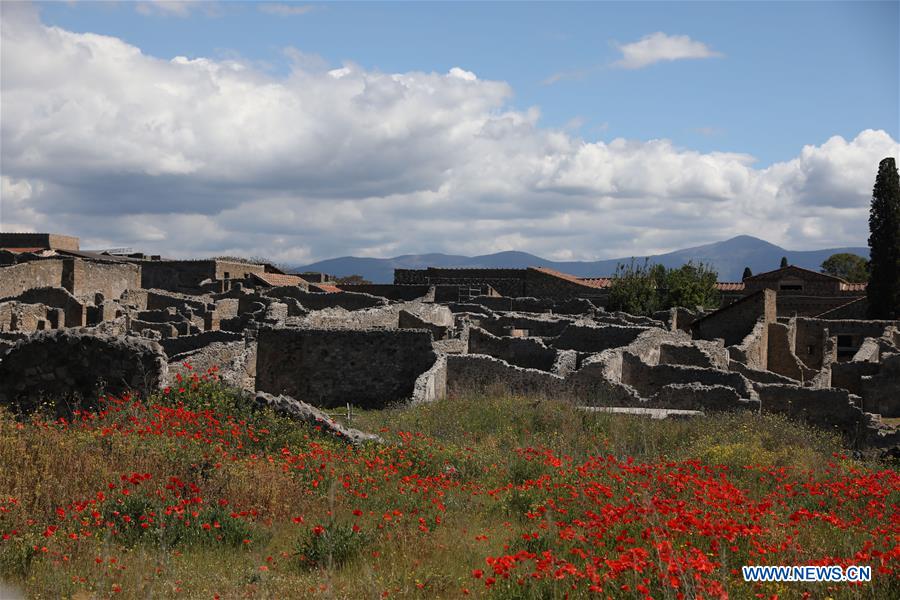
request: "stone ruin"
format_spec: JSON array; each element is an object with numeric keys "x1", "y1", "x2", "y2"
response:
[{"x1": 1, "y1": 251, "x2": 899, "y2": 455}]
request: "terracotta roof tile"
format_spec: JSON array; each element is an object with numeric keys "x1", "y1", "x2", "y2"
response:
[
  {"x1": 311, "y1": 283, "x2": 342, "y2": 293},
  {"x1": 715, "y1": 282, "x2": 746, "y2": 291},
  {"x1": 840, "y1": 282, "x2": 867, "y2": 292},
  {"x1": 250, "y1": 272, "x2": 305, "y2": 287}
]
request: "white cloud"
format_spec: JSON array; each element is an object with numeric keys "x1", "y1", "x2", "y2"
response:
[
  {"x1": 135, "y1": 2, "x2": 201, "y2": 18},
  {"x1": 258, "y1": 4, "x2": 315, "y2": 17},
  {"x1": 613, "y1": 32, "x2": 723, "y2": 69},
  {"x1": 1, "y1": 7, "x2": 897, "y2": 264}
]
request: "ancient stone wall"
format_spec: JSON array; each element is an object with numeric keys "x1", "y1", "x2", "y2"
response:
[
  {"x1": 693, "y1": 289, "x2": 776, "y2": 348},
  {"x1": 551, "y1": 324, "x2": 650, "y2": 353},
  {"x1": 73, "y1": 260, "x2": 141, "y2": 301},
  {"x1": 0, "y1": 260, "x2": 66, "y2": 298},
  {"x1": 160, "y1": 330, "x2": 244, "y2": 357},
  {"x1": 265, "y1": 286, "x2": 387, "y2": 311},
  {"x1": 658, "y1": 342, "x2": 729, "y2": 370},
  {"x1": 1, "y1": 287, "x2": 87, "y2": 327},
  {"x1": 337, "y1": 284, "x2": 432, "y2": 301},
  {"x1": 255, "y1": 328, "x2": 437, "y2": 408},
  {"x1": 766, "y1": 321, "x2": 816, "y2": 382},
  {"x1": 0, "y1": 330, "x2": 167, "y2": 415},
  {"x1": 620, "y1": 352, "x2": 756, "y2": 400},
  {"x1": 467, "y1": 327, "x2": 558, "y2": 371},
  {"x1": 167, "y1": 339, "x2": 256, "y2": 392}
]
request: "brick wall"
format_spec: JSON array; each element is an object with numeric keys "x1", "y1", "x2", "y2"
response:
[{"x1": 692, "y1": 289, "x2": 776, "y2": 347}]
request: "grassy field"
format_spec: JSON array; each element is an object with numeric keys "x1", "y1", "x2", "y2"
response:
[{"x1": 0, "y1": 367, "x2": 897, "y2": 599}]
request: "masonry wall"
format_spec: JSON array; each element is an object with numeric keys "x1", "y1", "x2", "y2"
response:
[
  {"x1": 337, "y1": 284, "x2": 432, "y2": 301},
  {"x1": 255, "y1": 328, "x2": 438, "y2": 408},
  {"x1": 551, "y1": 324, "x2": 650, "y2": 352},
  {"x1": 692, "y1": 289, "x2": 776, "y2": 347},
  {"x1": 0, "y1": 260, "x2": 65, "y2": 298},
  {"x1": 467, "y1": 327, "x2": 558, "y2": 371},
  {"x1": 73, "y1": 261, "x2": 141, "y2": 301},
  {"x1": 794, "y1": 318, "x2": 896, "y2": 369}
]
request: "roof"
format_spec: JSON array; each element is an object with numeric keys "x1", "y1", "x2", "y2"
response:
[
  {"x1": 715, "y1": 282, "x2": 746, "y2": 291},
  {"x1": 578, "y1": 277, "x2": 613, "y2": 288},
  {"x1": 0, "y1": 247, "x2": 45, "y2": 254},
  {"x1": 744, "y1": 265, "x2": 846, "y2": 284},
  {"x1": 310, "y1": 283, "x2": 343, "y2": 293},
  {"x1": 839, "y1": 281, "x2": 867, "y2": 292},
  {"x1": 248, "y1": 272, "x2": 305, "y2": 287},
  {"x1": 529, "y1": 267, "x2": 608, "y2": 289}
]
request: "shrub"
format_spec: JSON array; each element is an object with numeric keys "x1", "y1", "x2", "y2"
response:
[{"x1": 294, "y1": 522, "x2": 370, "y2": 570}]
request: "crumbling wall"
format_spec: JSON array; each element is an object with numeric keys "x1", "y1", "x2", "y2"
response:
[
  {"x1": 72, "y1": 261, "x2": 141, "y2": 301},
  {"x1": 167, "y1": 339, "x2": 256, "y2": 392},
  {"x1": 650, "y1": 383, "x2": 759, "y2": 412},
  {"x1": 766, "y1": 321, "x2": 816, "y2": 382},
  {"x1": 551, "y1": 323, "x2": 650, "y2": 352},
  {"x1": 264, "y1": 287, "x2": 387, "y2": 311},
  {"x1": 160, "y1": 330, "x2": 245, "y2": 358},
  {"x1": 467, "y1": 327, "x2": 558, "y2": 371},
  {"x1": 0, "y1": 287, "x2": 87, "y2": 328},
  {"x1": 0, "y1": 260, "x2": 65, "y2": 298},
  {"x1": 337, "y1": 284, "x2": 432, "y2": 301},
  {"x1": 756, "y1": 384, "x2": 874, "y2": 445},
  {"x1": 658, "y1": 341, "x2": 729, "y2": 370},
  {"x1": 411, "y1": 354, "x2": 447, "y2": 404},
  {"x1": 479, "y1": 315, "x2": 574, "y2": 338},
  {"x1": 255, "y1": 328, "x2": 437, "y2": 408},
  {"x1": 859, "y1": 354, "x2": 900, "y2": 417},
  {"x1": 0, "y1": 301, "x2": 57, "y2": 332},
  {"x1": 621, "y1": 352, "x2": 756, "y2": 400},
  {"x1": 0, "y1": 330, "x2": 167, "y2": 415},
  {"x1": 693, "y1": 289, "x2": 776, "y2": 348},
  {"x1": 727, "y1": 318, "x2": 768, "y2": 370}
]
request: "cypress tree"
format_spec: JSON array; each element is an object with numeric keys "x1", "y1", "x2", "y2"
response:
[
  {"x1": 780, "y1": 256, "x2": 788, "y2": 268},
  {"x1": 867, "y1": 157, "x2": 900, "y2": 319},
  {"x1": 742, "y1": 266, "x2": 753, "y2": 280}
]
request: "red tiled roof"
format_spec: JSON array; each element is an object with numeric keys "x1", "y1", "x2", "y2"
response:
[
  {"x1": 311, "y1": 283, "x2": 342, "y2": 293},
  {"x1": 840, "y1": 282, "x2": 867, "y2": 292},
  {"x1": 715, "y1": 282, "x2": 746, "y2": 291},
  {"x1": 578, "y1": 277, "x2": 613, "y2": 288},
  {"x1": 250, "y1": 272, "x2": 305, "y2": 287},
  {"x1": 0, "y1": 247, "x2": 45, "y2": 254}
]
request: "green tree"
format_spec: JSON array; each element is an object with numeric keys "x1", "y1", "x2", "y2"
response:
[
  {"x1": 742, "y1": 267, "x2": 753, "y2": 280},
  {"x1": 780, "y1": 256, "x2": 789, "y2": 268},
  {"x1": 606, "y1": 259, "x2": 662, "y2": 316},
  {"x1": 663, "y1": 261, "x2": 721, "y2": 310},
  {"x1": 820, "y1": 253, "x2": 868, "y2": 283},
  {"x1": 867, "y1": 157, "x2": 900, "y2": 319},
  {"x1": 607, "y1": 260, "x2": 720, "y2": 315}
]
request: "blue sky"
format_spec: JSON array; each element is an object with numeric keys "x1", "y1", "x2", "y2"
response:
[
  {"x1": 35, "y1": 1, "x2": 899, "y2": 166},
  {"x1": 2, "y1": 1, "x2": 899, "y2": 263}
]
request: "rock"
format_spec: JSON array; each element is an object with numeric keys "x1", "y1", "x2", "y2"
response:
[{"x1": 255, "y1": 391, "x2": 384, "y2": 446}]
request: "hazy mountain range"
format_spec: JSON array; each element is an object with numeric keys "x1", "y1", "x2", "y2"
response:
[{"x1": 292, "y1": 235, "x2": 869, "y2": 283}]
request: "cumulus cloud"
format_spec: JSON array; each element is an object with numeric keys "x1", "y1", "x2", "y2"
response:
[
  {"x1": 613, "y1": 32, "x2": 722, "y2": 69},
  {"x1": 1, "y1": 6, "x2": 897, "y2": 263}
]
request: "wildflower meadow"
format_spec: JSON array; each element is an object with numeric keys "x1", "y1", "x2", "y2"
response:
[{"x1": 0, "y1": 366, "x2": 897, "y2": 599}]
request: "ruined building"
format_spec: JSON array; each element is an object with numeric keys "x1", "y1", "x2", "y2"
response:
[{"x1": 1, "y1": 232, "x2": 898, "y2": 457}]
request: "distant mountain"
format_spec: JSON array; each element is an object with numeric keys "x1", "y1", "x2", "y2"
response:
[{"x1": 292, "y1": 236, "x2": 869, "y2": 283}]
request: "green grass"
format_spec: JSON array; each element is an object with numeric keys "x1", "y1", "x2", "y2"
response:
[{"x1": 0, "y1": 379, "x2": 896, "y2": 599}]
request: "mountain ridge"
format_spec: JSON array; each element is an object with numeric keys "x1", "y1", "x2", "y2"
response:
[{"x1": 292, "y1": 236, "x2": 869, "y2": 283}]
